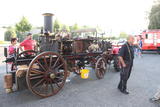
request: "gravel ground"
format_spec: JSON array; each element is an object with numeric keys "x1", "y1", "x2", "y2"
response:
[{"x1": 0, "y1": 47, "x2": 160, "y2": 107}]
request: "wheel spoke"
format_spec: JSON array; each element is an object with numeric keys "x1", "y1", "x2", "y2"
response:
[
  {"x1": 30, "y1": 73, "x2": 42, "y2": 77},
  {"x1": 100, "y1": 69, "x2": 104, "y2": 76},
  {"x1": 55, "y1": 76, "x2": 64, "y2": 80},
  {"x1": 49, "y1": 55, "x2": 53, "y2": 68},
  {"x1": 56, "y1": 71, "x2": 64, "y2": 75},
  {"x1": 52, "y1": 57, "x2": 60, "y2": 69},
  {"x1": 36, "y1": 60, "x2": 47, "y2": 71},
  {"x1": 43, "y1": 56, "x2": 49, "y2": 70},
  {"x1": 30, "y1": 75, "x2": 44, "y2": 80},
  {"x1": 49, "y1": 79, "x2": 54, "y2": 93},
  {"x1": 55, "y1": 81, "x2": 61, "y2": 88},
  {"x1": 54, "y1": 63, "x2": 64, "y2": 69},
  {"x1": 32, "y1": 78, "x2": 44, "y2": 88},
  {"x1": 31, "y1": 68, "x2": 44, "y2": 74},
  {"x1": 45, "y1": 81, "x2": 49, "y2": 95},
  {"x1": 98, "y1": 70, "x2": 103, "y2": 77},
  {"x1": 39, "y1": 81, "x2": 47, "y2": 94}
]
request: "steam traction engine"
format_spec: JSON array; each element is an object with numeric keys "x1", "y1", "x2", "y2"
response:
[{"x1": 4, "y1": 13, "x2": 120, "y2": 98}]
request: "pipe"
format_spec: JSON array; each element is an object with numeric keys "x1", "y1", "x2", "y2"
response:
[{"x1": 42, "y1": 13, "x2": 54, "y2": 33}]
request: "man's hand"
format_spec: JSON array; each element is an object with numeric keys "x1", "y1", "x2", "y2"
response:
[
  {"x1": 18, "y1": 46, "x2": 23, "y2": 52},
  {"x1": 122, "y1": 63, "x2": 126, "y2": 68},
  {"x1": 119, "y1": 56, "x2": 126, "y2": 68}
]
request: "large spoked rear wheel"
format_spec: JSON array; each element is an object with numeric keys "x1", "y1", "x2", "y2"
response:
[
  {"x1": 95, "y1": 57, "x2": 107, "y2": 79},
  {"x1": 26, "y1": 51, "x2": 67, "y2": 98}
]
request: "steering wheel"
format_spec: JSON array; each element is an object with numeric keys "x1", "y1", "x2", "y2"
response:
[{"x1": 17, "y1": 50, "x2": 37, "y2": 58}]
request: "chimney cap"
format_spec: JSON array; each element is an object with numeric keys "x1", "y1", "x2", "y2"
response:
[{"x1": 42, "y1": 13, "x2": 54, "y2": 16}]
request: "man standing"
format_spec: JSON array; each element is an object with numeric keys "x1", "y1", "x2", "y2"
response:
[
  {"x1": 19, "y1": 33, "x2": 36, "y2": 51},
  {"x1": 138, "y1": 37, "x2": 143, "y2": 57},
  {"x1": 118, "y1": 35, "x2": 135, "y2": 94}
]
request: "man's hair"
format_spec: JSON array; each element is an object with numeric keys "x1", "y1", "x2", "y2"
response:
[
  {"x1": 11, "y1": 38, "x2": 17, "y2": 43},
  {"x1": 27, "y1": 33, "x2": 32, "y2": 36},
  {"x1": 127, "y1": 35, "x2": 134, "y2": 40}
]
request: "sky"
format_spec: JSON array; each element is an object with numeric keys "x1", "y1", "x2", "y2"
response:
[{"x1": 0, "y1": 0, "x2": 154, "y2": 35}]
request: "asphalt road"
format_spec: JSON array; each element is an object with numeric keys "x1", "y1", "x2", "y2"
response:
[{"x1": 0, "y1": 47, "x2": 160, "y2": 107}]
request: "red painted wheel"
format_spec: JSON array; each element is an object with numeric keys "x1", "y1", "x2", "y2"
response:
[
  {"x1": 26, "y1": 51, "x2": 67, "y2": 98},
  {"x1": 95, "y1": 57, "x2": 107, "y2": 79}
]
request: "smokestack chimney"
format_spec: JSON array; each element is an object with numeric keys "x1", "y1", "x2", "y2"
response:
[{"x1": 42, "y1": 13, "x2": 54, "y2": 33}]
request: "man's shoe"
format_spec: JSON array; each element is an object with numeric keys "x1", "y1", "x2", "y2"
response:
[
  {"x1": 117, "y1": 87, "x2": 122, "y2": 91},
  {"x1": 120, "y1": 90, "x2": 129, "y2": 94}
]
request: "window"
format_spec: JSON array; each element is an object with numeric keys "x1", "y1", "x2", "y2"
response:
[{"x1": 145, "y1": 34, "x2": 148, "y2": 39}]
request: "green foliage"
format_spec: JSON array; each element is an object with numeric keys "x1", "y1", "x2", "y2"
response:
[
  {"x1": 16, "y1": 32, "x2": 25, "y2": 42},
  {"x1": 61, "y1": 24, "x2": 70, "y2": 31},
  {"x1": 15, "y1": 16, "x2": 32, "y2": 33},
  {"x1": 32, "y1": 34, "x2": 40, "y2": 41},
  {"x1": 96, "y1": 26, "x2": 102, "y2": 32},
  {"x1": 4, "y1": 27, "x2": 16, "y2": 41},
  {"x1": 53, "y1": 19, "x2": 61, "y2": 32},
  {"x1": 53, "y1": 19, "x2": 96, "y2": 33},
  {"x1": 148, "y1": 0, "x2": 160, "y2": 29},
  {"x1": 81, "y1": 25, "x2": 91, "y2": 29},
  {"x1": 106, "y1": 36, "x2": 119, "y2": 40},
  {"x1": 73, "y1": 23, "x2": 79, "y2": 30},
  {"x1": 82, "y1": 25, "x2": 89, "y2": 29},
  {"x1": 69, "y1": 23, "x2": 79, "y2": 31},
  {"x1": 53, "y1": 19, "x2": 80, "y2": 32},
  {"x1": 15, "y1": 16, "x2": 32, "y2": 42},
  {"x1": 119, "y1": 32, "x2": 128, "y2": 39}
]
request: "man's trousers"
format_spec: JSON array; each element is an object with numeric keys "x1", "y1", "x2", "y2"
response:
[{"x1": 118, "y1": 61, "x2": 133, "y2": 91}]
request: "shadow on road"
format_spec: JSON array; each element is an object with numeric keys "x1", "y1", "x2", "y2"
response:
[{"x1": 142, "y1": 51, "x2": 160, "y2": 54}]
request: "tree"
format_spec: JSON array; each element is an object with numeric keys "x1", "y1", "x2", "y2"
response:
[
  {"x1": 15, "y1": 16, "x2": 32, "y2": 33},
  {"x1": 119, "y1": 32, "x2": 128, "y2": 39},
  {"x1": 15, "y1": 16, "x2": 32, "y2": 42},
  {"x1": 109, "y1": 36, "x2": 117, "y2": 40},
  {"x1": 70, "y1": 23, "x2": 79, "y2": 31},
  {"x1": 148, "y1": 0, "x2": 160, "y2": 29},
  {"x1": 32, "y1": 34, "x2": 40, "y2": 41},
  {"x1": 81, "y1": 25, "x2": 90, "y2": 29},
  {"x1": 16, "y1": 32, "x2": 25, "y2": 42},
  {"x1": 53, "y1": 19, "x2": 61, "y2": 32},
  {"x1": 61, "y1": 24, "x2": 70, "y2": 31},
  {"x1": 4, "y1": 27, "x2": 16, "y2": 41}
]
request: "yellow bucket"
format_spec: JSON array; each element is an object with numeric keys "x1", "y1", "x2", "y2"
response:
[{"x1": 80, "y1": 69, "x2": 90, "y2": 79}]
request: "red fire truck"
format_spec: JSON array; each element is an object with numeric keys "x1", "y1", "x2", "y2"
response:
[{"x1": 135, "y1": 29, "x2": 160, "y2": 52}]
